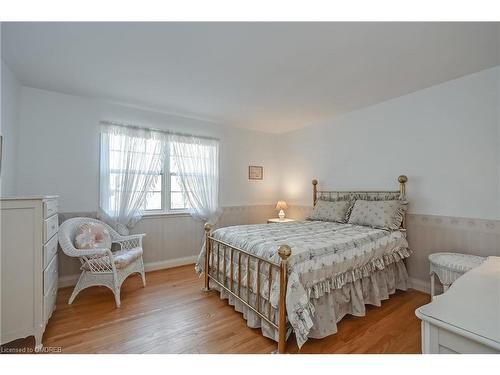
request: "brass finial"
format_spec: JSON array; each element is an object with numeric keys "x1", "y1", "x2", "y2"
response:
[
  {"x1": 204, "y1": 223, "x2": 212, "y2": 232},
  {"x1": 278, "y1": 245, "x2": 292, "y2": 260},
  {"x1": 312, "y1": 179, "x2": 318, "y2": 186},
  {"x1": 398, "y1": 175, "x2": 408, "y2": 183}
]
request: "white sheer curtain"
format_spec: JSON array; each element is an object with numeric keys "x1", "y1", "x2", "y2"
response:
[
  {"x1": 99, "y1": 123, "x2": 168, "y2": 234},
  {"x1": 170, "y1": 134, "x2": 221, "y2": 224}
]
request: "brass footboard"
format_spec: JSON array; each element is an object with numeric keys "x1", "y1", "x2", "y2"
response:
[{"x1": 202, "y1": 223, "x2": 291, "y2": 354}]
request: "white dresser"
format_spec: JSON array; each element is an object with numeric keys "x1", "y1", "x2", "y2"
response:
[
  {"x1": 416, "y1": 256, "x2": 500, "y2": 354},
  {"x1": 1, "y1": 196, "x2": 59, "y2": 350}
]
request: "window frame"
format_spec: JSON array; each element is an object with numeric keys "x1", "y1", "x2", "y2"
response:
[{"x1": 100, "y1": 128, "x2": 213, "y2": 218}]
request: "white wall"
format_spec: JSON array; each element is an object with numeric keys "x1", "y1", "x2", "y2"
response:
[
  {"x1": 0, "y1": 60, "x2": 20, "y2": 196},
  {"x1": 16, "y1": 87, "x2": 280, "y2": 212},
  {"x1": 280, "y1": 66, "x2": 500, "y2": 220}
]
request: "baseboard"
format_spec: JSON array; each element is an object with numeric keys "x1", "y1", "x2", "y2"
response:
[
  {"x1": 409, "y1": 277, "x2": 430, "y2": 294},
  {"x1": 58, "y1": 255, "x2": 198, "y2": 289}
]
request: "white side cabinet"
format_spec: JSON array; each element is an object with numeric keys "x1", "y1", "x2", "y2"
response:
[{"x1": 1, "y1": 196, "x2": 59, "y2": 350}]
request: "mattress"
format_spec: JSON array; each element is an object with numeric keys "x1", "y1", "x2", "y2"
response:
[{"x1": 196, "y1": 220, "x2": 411, "y2": 347}]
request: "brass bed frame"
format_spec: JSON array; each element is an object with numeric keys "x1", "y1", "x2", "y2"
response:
[{"x1": 202, "y1": 175, "x2": 408, "y2": 353}]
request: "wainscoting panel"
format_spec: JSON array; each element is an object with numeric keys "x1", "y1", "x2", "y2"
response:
[
  {"x1": 57, "y1": 205, "x2": 276, "y2": 286},
  {"x1": 134, "y1": 214, "x2": 204, "y2": 269},
  {"x1": 217, "y1": 204, "x2": 275, "y2": 228}
]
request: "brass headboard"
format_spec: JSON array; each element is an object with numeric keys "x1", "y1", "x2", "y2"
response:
[{"x1": 312, "y1": 175, "x2": 408, "y2": 229}]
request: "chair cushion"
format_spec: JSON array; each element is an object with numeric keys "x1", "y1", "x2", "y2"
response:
[
  {"x1": 75, "y1": 222, "x2": 111, "y2": 250},
  {"x1": 112, "y1": 247, "x2": 143, "y2": 269},
  {"x1": 82, "y1": 247, "x2": 143, "y2": 271}
]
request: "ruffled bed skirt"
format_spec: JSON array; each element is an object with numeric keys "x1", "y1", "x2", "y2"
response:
[{"x1": 209, "y1": 259, "x2": 409, "y2": 345}]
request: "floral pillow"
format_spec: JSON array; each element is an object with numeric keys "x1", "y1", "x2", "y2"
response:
[
  {"x1": 308, "y1": 199, "x2": 354, "y2": 223},
  {"x1": 75, "y1": 222, "x2": 112, "y2": 250},
  {"x1": 348, "y1": 200, "x2": 408, "y2": 230}
]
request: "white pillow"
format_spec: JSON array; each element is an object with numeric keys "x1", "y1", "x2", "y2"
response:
[
  {"x1": 75, "y1": 222, "x2": 112, "y2": 250},
  {"x1": 308, "y1": 199, "x2": 354, "y2": 223}
]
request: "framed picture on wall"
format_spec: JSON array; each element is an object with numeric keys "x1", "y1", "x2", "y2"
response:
[{"x1": 248, "y1": 165, "x2": 263, "y2": 180}]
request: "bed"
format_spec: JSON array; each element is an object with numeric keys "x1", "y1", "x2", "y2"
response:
[{"x1": 196, "y1": 175, "x2": 411, "y2": 353}]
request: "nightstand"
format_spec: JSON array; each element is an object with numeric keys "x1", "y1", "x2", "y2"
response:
[
  {"x1": 267, "y1": 218, "x2": 295, "y2": 224},
  {"x1": 428, "y1": 252, "x2": 485, "y2": 299}
]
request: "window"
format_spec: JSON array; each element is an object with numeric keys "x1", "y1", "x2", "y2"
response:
[
  {"x1": 168, "y1": 139, "x2": 218, "y2": 214},
  {"x1": 103, "y1": 132, "x2": 192, "y2": 215},
  {"x1": 100, "y1": 123, "x2": 219, "y2": 221},
  {"x1": 103, "y1": 131, "x2": 166, "y2": 215}
]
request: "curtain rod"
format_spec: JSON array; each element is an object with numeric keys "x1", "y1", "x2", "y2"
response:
[{"x1": 100, "y1": 120, "x2": 220, "y2": 142}]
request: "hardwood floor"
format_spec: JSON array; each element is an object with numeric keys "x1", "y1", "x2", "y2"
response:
[{"x1": 3, "y1": 264, "x2": 430, "y2": 354}]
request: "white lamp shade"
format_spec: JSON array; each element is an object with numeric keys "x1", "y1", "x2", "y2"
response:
[{"x1": 275, "y1": 200, "x2": 288, "y2": 210}]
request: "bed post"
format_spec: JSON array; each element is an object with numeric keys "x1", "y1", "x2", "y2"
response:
[
  {"x1": 312, "y1": 179, "x2": 318, "y2": 206},
  {"x1": 278, "y1": 244, "x2": 291, "y2": 354},
  {"x1": 398, "y1": 175, "x2": 407, "y2": 199},
  {"x1": 202, "y1": 223, "x2": 212, "y2": 292},
  {"x1": 398, "y1": 175, "x2": 408, "y2": 230}
]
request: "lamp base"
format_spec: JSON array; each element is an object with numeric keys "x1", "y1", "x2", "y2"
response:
[{"x1": 278, "y1": 210, "x2": 285, "y2": 220}]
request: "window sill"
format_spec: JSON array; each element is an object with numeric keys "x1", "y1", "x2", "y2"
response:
[{"x1": 143, "y1": 211, "x2": 191, "y2": 219}]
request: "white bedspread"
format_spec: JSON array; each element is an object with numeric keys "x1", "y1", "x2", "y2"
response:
[{"x1": 196, "y1": 220, "x2": 410, "y2": 347}]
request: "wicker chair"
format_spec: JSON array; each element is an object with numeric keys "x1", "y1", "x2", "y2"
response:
[{"x1": 58, "y1": 217, "x2": 146, "y2": 307}]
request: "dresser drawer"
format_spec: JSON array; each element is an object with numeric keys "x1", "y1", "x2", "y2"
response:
[
  {"x1": 43, "y1": 234, "x2": 59, "y2": 269},
  {"x1": 43, "y1": 254, "x2": 58, "y2": 295},
  {"x1": 43, "y1": 279, "x2": 57, "y2": 323},
  {"x1": 43, "y1": 199, "x2": 58, "y2": 219},
  {"x1": 44, "y1": 214, "x2": 59, "y2": 243}
]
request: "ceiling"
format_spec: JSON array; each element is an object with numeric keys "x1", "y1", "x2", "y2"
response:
[{"x1": 2, "y1": 22, "x2": 499, "y2": 133}]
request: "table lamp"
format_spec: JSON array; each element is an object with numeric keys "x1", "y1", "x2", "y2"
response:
[{"x1": 275, "y1": 200, "x2": 288, "y2": 221}]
